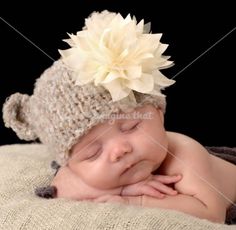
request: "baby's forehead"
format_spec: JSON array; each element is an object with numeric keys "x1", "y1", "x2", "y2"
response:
[
  {"x1": 83, "y1": 107, "x2": 143, "y2": 135},
  {"x1": 72, "y1": 104, "x2": 155, "y2": 149},
  {"x1": 73, "y1": 113, "x2": 126, "y2": 144}
]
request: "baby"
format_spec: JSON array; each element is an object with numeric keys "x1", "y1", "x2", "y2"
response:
[
  {"x1": 50, "y1": 104, "x2": 236, "y2": 224},
  {"x1": 2, "y1": 11, "x2": 236, "y2": 224}
]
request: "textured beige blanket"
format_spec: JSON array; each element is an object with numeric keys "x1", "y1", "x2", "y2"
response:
[{"x1": 0, "y1": 144, "x2": 234, "y2": 230}]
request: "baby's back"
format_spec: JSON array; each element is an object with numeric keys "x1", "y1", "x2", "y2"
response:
[{"x1": 209, "y1": 153, "x2": 236, "y2": 207}]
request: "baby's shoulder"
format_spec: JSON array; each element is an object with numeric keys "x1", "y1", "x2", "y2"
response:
[
  {"x1": 166, "y1": 131, "x2": 209, "y2": 159},
  {"x1": 166, "y1": 131, "x2": 202, "y2": 147},
  {"x1": 166, "y1": 131, "x2": 211, "y2": 170}
]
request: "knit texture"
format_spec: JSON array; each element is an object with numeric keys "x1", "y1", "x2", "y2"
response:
[
  {"x1": 0, "y1": 143, "x2": 234, "y2": 230},
  {"x1": 2, "y1": 59, "x2": 166, "y2": 165}
]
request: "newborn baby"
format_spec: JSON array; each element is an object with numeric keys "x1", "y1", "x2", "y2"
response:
[
  {"x1": 3, "y1": 11, "x2": 236, "y2": 225},
  {"x1": 51, "y1": 104, "x2": 236, "y2": 223}
]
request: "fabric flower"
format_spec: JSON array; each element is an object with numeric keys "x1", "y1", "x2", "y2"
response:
[{"x1": 59, "y1": 10, "x2": 175, "y2": 102}]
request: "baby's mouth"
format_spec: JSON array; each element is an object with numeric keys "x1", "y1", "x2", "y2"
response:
[{"x1": 121, "y1": 161, "x2": 140, "y2": 175}]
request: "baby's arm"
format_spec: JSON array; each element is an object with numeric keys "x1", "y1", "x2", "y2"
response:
[
  {"x1": 140, "y1": 194, "x2": 226, "y2": 223},
  {"x1": 121, "y1": 174, "x2": 181, "y2": 198},
  {"x1": 94, "y1": 193, "x2": 225, "y2": 223}
]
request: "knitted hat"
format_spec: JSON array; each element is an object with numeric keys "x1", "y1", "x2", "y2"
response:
[{"x1": 2, "y1": 10, "x2": 175, "y2": 165}]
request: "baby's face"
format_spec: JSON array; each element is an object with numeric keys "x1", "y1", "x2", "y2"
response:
[{"x1": 62, "y1": 104, "x2": 168, "y2": 190}]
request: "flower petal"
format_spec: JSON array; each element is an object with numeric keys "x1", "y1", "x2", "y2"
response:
[
  {"x1": 94, "y1": 68, "x2": 108, "y2": 85},
  {"x1": 59, "y1": 48, "x2": 86, "y2": 70},
  {"x1": 103, "y1": 79, "x2": 131, "y2": 101},
  {"x1": 153, "y1": 70, "x2": 175, "y2": 86},
  {"x1": 124, "y1": 66, "x2": 142, "y2": 80},
  {"x1": 125, "y1": 73, "x2": 154, "y2": 93},
  {"x1": 101, "y1": 71, "x2": 119, "y2": 83},
  {"x1": 143, "y1": 22, "x2": 151, "y2": 33}
]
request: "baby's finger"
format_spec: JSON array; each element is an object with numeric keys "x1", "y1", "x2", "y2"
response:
[
  {"x1": 153, "y1": 174, "x2": 182, "y2": 184},
  {"x1": 148, "y1": 180, "x2": 178, "y2": 195},
  {"x1": 140, "y1": 185, "x2": 165, "y2": 199}
]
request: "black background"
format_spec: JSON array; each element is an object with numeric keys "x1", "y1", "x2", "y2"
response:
[{"x1": 0, "y1": 1, "x2": 235, "y2": 147}]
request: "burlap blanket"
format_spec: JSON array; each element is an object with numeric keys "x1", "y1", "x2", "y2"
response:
[{"x1": 0, "y1": 144, "x2": 235, "y2": 230}]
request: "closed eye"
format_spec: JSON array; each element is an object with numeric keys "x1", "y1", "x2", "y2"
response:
[
  {"x1": 82, "y1": 143, "x2": 102, "y2": 161},
  {"x1": 86, "y1": 146, "x2": 102, "y2": 161},
  {"x1": 120, "y1": 120, "x2": 141, "y2": 132}
]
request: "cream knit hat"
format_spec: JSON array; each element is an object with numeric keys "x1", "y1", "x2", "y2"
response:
[{"x1": 2, "y1": 11, "x2": 175, "y2": 165}]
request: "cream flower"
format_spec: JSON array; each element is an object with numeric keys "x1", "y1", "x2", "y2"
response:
[{"x1": 59, "y1": 10, "x2": 175, "y2": 102}]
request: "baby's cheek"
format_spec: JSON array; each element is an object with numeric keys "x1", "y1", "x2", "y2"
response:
[
  {"x1": 58, "y1": 187, "x2": 77, "y2": 199},
  {"x1": 82, "y1": 167, "x2": 118, "y2": 189},
  {"x1": 87, "y1": 173, "x2": 113, "y2": 189}
]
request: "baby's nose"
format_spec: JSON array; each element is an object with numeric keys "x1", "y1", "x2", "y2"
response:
[{"x1": 110, "y1": 142, "x2": 132, "y2": 162}]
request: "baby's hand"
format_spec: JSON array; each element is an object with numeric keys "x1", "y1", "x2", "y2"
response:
[{"x1": 121, "y1": 174, "x2": 182, "y2": 198}]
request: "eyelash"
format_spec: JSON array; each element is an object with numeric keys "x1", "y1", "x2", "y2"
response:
[
  {"x1": 121, "y1": 121, "x2": 140, "y2": 133},
  {"x1": 86, "y1": 146, "x2": 102, "y2": 160}
]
